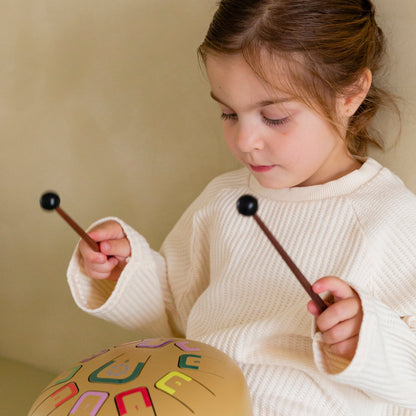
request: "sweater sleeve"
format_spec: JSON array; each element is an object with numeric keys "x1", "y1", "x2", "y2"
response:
[
  {"x1": 312, "y1": 173, "x2": 416, "y2": 410},
  {"x1": 67, "y1": 171, "x2": 244, "y2": 338},
  {"x1": 313, "y1": 290, "x2": 416, "y2": 410}
]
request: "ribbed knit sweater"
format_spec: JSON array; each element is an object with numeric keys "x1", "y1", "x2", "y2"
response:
[{"x1": 68, "y1": 158, "x2": 416, "y2": 416}]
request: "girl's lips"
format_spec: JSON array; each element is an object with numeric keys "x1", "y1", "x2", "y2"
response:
[{"x1": 249, "y1": 164, "x2": 276, "y2": 173}]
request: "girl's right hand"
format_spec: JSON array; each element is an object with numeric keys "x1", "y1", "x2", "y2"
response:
[{"x1": 78, "y1": 220, "x2": 131, "y2": 281}]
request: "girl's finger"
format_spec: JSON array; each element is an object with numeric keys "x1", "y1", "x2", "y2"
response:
[
  {"x1": 307, "y1": 299, "x2": 332, "y2": 317},
  {"x1": 81, "y1": 256, "x2": 119, "y2": 280},
  {"x1": 87, "y1": 220, "x2": 126, "y2": 242},
  {"x1": 316, "y1": 297, "x2": 362, "y2": 332},
  {"x1": 321, "y1": 316, "x2": 362, "y2": 345},
  {"x1": 313, "y1": 276, "x2": 356, "y2": 301},
  {"x1": 99, "y1": 238, "x2": 131, "y2": 259},
  {"x1": 329, "y1": 335, "x2": 359, "y2": 360},
  {"x1": 79, "y1": 239, "x2": 108, "y2": 264}
]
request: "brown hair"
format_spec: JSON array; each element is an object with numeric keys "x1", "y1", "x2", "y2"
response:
[{"x1": 198, "y1": 0, "x2": 398, "y2": 156}]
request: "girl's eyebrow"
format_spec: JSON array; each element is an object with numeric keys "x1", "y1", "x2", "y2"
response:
[{"x1": 210, "y1": 91, "x2": 290, "y2": 109}]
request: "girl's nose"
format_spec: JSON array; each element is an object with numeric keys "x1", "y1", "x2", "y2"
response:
[{"x1": 235, "y1": 124, "x2": 264, "y2": 152}]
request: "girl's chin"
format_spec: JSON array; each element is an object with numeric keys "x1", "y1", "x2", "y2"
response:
[{"x1": 253, "y1": 175, "x2": 287, "y2": 190}]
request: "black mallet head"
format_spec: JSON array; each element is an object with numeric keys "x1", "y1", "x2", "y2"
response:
[
  {"x1": 39, "y1": 191, "x2": 100, "y2": 252},
  {"x1": 40, "y1": 192, "x2": 61, "y2": 210},
  {"x1": 237, "y1": 195, "x2": 258, "y2": 216}
]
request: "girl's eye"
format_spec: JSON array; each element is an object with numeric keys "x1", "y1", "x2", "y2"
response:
[
  {"x1": 221, "y1": 112, "x2": 290, "y2": 126},
  {"x1": 220, "y1": 112, "x2": 238, "y2": 121},
  {"x1": 220, "y1": 112, "x2": 290, "y2": 127},
  {"x1": 263, "y1": 116, "x2": 289, "y2": 127}
]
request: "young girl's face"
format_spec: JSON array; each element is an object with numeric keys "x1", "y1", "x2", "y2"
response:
[{"x1": 206, "y1": 53, "x2": 360, "y2": 189}]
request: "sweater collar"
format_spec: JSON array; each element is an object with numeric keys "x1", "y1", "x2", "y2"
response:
[{"x1": 248, "y1": 157, "x2": 383, "y2": 202}]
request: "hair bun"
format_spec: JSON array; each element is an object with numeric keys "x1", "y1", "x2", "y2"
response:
[{"x1": 363, "y1": 0, "x2": 376, "y2": 18}]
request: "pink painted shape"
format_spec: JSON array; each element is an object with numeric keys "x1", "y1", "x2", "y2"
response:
[
  {"x1": 136, "y1": 339, "x2": 175, "y2": 348},
  {"x1": 175, "y1": 341, "x2": 201, "y2": 352},
  {"x1": 70, "y1": 391, "x2": 108, "y2": 415}
]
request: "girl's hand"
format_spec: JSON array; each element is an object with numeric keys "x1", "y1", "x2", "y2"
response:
[
  {"x1": 78, "y1": 220, "x2": 131, "y2": 282},
  {"x1": 307, "y1": 276, "x2": 363, "y2": 361}
]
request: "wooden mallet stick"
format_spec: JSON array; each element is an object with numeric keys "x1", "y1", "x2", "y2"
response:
[
  {"x1": 237, "y1": 194, "x2": 327, "y2": 313},
  {"x1": 40, "y1": 191, "x2": 100, "y2": 252}
]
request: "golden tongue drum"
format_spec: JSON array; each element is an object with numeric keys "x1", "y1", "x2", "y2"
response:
[{"x1": 29, "y1": 338, "x2": 252, "y2": 416}]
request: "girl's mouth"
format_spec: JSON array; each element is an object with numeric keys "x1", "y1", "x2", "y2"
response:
[{"x1": 249, "y1": 164, "x2": 276, "y2": 173}]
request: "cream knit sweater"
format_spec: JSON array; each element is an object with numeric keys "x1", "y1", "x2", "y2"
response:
[{"x1": 68, "y1": 158, "x2": 416, "y2": 416}]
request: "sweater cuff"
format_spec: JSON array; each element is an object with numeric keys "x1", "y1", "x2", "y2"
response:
[
  {"x1": 312, "y1": 288, "x2": 382, "y2": 377},
  {"x1": 67, "y1": 217, "x2": 120, "y2": 311},
  {"x1": 67, "y1": 217, "x2": 172, "y2": 335},
  {"x1": 312, "y1": 288, "x2": 416, "y2": 407}
]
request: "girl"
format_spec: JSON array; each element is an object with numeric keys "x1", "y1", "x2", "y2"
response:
[{"x1": 67, "y1": 1, "x2": 416, "y2": 414}]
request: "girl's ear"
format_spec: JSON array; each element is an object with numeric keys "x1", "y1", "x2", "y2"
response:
[{"x1": 339, "y1": 68, "x2": 372, "y2": 117}]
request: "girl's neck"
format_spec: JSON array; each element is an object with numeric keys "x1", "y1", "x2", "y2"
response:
[{"x1": 298, "y1": 151, "x2": 363, "y2": 188}]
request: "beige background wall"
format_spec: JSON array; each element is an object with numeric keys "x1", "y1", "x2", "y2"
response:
[{"x1": 0, "y1": 0, "x2": 415, "y2": 413}]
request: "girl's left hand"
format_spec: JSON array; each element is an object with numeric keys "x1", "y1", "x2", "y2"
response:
[{"x1": 307, "y1": 276, "x2": 363, "y2": 361}]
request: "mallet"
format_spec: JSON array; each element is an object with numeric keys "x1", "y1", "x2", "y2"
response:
[
  {"x1": 40, "y1": 191, "x2": 100, "y2": 252},
  {"x1": 237, "y1": 194, "x2": 327, "y2": 313}
]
